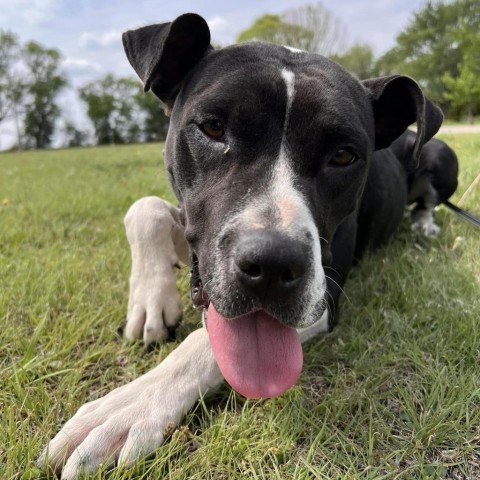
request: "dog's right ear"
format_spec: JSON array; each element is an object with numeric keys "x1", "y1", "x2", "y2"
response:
[{"x1": 122, "y1": 13, "x2": 212, "y2": 107}]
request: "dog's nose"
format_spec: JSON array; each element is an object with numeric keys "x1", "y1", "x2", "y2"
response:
[{"x1": 234, "y1": 230, "x2": 308, "y2": 301}]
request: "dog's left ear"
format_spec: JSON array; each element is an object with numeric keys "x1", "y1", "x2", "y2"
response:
[
  {"x1": 363, "y1": 75, "x2": 443, "y2": 168},
  {"x1": 122, "y1": 13, "x2": 212, "y2": 107}
]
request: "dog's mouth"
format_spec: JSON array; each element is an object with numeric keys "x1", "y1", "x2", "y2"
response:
[
  {"x1": 191, "y1": 256, "x2": 303, "y2": 399},
  {"x1": 203, "y1": 304, "x2": 302, "y2": 399}
]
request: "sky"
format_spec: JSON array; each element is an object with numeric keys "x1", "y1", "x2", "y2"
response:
[{"x1": 0, "y1": 0, "x2": 427, "y2": 148}]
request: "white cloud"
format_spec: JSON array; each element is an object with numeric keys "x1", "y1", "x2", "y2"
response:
[
  {"x1": 63, "y1": 57, "x2": 103, "y2": 72},
  {"x1": 207, "y1": 16, "x2": 236, "y2": 45},
  {"x1": 79, "y1": 29, "x2": 123, "y2": 48},
  {"x1": 0, "y1": 0, "x2": 60, "y2": 26}
]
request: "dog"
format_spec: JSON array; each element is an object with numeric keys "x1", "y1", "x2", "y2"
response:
[
  {"x1": 39, "y1": 13, "x2": 452, "y2": 479},
  {"x1": 391, "y1": 130, "x2": 458, "y2": 237}
]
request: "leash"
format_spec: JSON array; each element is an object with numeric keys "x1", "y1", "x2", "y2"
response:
[{"x1": 444, "y1": 201, "x2": 480, "y2": 229}]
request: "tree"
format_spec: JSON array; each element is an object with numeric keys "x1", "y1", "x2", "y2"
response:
[
  {"x1": 377, "y1": 0, "x2": 480, "y2": 115},
  {"x1": 0, "y1": 31, "x2": 24, "y2": 146},
  {"x1": 237, "y1": 3, "x2": 345, "y2": 55},
  {"x1": 237, "y1": 14, "x2": 314, "y2": 51},
  {"x1": 443, "y1": 50, "x2": 480, "y2": 122},
  {"x1": 134, "y1": 90, "x2": 170, "y2": 142},
  {"x1": 79, "y1": 75, "x2": 142, "y2": 145},
  {"x1": 331, "y1": 43, "x2": 378, "y2": 80},
  {"x1": 80, "y1": 75, "x2": 170, "y2": 146},
  {"x1": 22, "y1": 41, "x2": 67, "y2": 149},
  {"x1": 282, "y1": 3, "x2": 345, "y2": 55},
  {"x1": 63, "y1": 121, "x2": 89, "y2": 147}
]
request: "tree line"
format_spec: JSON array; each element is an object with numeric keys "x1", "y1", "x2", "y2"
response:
[
  {"x1": 0, "y1": 32, "x2": 169, "y2": 150},
  {"x1": 0, "y1": 0, "x2": 478, "y2": 150}
]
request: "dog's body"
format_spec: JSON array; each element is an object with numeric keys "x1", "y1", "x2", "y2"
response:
[
  {"x1": 40, "y1": 14, "x2": 458, "y2": 479},
  {"x1": 391, "y1": 130, "x2": 458, "y2": 237}
]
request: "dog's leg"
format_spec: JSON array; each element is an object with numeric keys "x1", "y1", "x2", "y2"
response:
[
  {"x1": 411, "y1": 207, "x2": 440, "y2": 237},
  {"x1": 409, "y1": 177, "x2": 441, "y2": 238},
  {"x1": 124, "y1": 196, "x2": 189, "y2": 346},
  {"x1": 40, "y1": 315, "x2": 330, "y2": 479},
  {"x1": 38, "y1": 327, "x2": 223, "y2": 479}
]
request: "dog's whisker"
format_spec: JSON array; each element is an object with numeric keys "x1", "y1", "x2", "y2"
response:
[
  {"x1": 323, "y1": 265, "x2": 341, "y2": 276},
  {"x1": 325, "y1": 274, "x2": 350, "y2": 305}
]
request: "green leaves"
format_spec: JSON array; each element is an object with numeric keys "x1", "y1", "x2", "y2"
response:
[
  {"x1": 377, "y1": 0, "x2": 480, "y2": 120},
  {"x1": 22, "y1": 42, "x2": 67, "y2": 149},
  {"x1": 237, "y1": 14, "x2": 314, "y2": 51},
  {"x1": 236, "y1": 4, "x2": 344, "y2": 56},
  {"x1": 0, "y1": 33, "x2": 66, "y2": 149},
  {"x1": 79, "y1": 75, "x2": 169, "y2": 145},
  {"x1": 331, "y1": 44, "x2": 378, "y2": 80}
]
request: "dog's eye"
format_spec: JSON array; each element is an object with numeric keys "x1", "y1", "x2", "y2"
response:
[
  {"x1": 330, "y1": 149, "x2": 358, "y2": 166},
  {"x1": 201, "y1": 121, "x2": 225, "y2": 140}
]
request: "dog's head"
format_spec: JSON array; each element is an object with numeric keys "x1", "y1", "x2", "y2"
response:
[{"x1": 123, "y1": 14, "x2": 442, "y2": 398}]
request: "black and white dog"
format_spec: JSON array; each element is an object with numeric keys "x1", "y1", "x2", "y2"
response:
[{"x1": 41, "y1": 13, "x2": 458, "y2": 479}]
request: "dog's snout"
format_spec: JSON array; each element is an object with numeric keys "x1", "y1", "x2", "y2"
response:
[{"x1": 234, "y1": 230, "x2": 308, "y2": 302}]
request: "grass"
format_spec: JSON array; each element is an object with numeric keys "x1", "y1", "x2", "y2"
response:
[{"x1": 1, "y1": 135, "x2": 479, "y2": 479}]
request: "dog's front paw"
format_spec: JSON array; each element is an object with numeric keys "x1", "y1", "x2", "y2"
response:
[
  {"x1": 123, "y1": 197, "x2": 188, "y2": 347},
  {"x1": 38, "y1": 328, "x2": 221, "y2": 480},
  {"x1": 38, "y1": 376, "x2": 177, "y2": 479},
  {"x1": 411, "y1": 208, "x2": 440, "y2": 238},
  {"x1": 126, "y1": 272, "x2": 183, "y2": 346}
]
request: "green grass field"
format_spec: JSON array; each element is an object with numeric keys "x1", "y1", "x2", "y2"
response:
[{"x1": 1, "y1": 135, "x2": 479, "y2": 479}]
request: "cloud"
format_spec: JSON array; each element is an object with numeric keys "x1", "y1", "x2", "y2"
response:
[
  {"x1": 79, "y1": 29, "x2": 123, "y2": 48},
  {"x1": 207, "y1": 16, "x2": 237, "y2": 45},
  {"x1": 62, "y1": 57, "x2": 103, "y2": 73},
  {"x1": 0, "y1": 0, "x2": 60, "y2": 26}
]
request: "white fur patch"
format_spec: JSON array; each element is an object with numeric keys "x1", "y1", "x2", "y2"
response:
[
  {"x1": 281, "y1": 69, "x2": 295, "y2": 134},
  {"x1": 124, "y1": 197, "x2": 189, "y2": 345},
  {"x1": 271, "y1": 147, "x2": 326, "y2": 326},
  {"x1": 39, "y1": 328, "x2": 223, "y2": 477},
  {"x1": 270, "y1": 70, "x2": 326, "y2": 326},
  {"x1": 273, "y1": 70, "x2": 298, "y2": 230},
  {"x1": 411, "y1": 208, "x2": 440, "y2": 237},
  {"x1": 297, "y1": 310, "x2": 330, "y2": 343},
  {"x1": 284, "y1": 45, "x2": 304, "y2": 54}
]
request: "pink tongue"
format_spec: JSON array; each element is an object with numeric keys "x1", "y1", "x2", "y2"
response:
[{"x1": 207, "y1": 304, "x2": 303, "y2": 399}]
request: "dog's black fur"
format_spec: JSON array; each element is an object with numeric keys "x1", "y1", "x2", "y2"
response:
[
  {"x1": 357, "y1": 130, "x2": 459, "y2": 253},
  {"x1": 122, "y1": 14, "x2": 451, "y2": 331},
  {"x1": 392, "y1": 130, "x2": 458, "y2": 208}
]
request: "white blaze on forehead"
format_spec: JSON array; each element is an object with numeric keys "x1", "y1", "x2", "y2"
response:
[
  {"x1": 281, "y1": 69, "x2": 295, "y2": 137},
  {"x1": 275, "y1": 69, "x2": 297, "y2": 229},
  {"x1": 284, "y1": 45, "x2": 304, "y2": 54},
  {"x1": 270, "y1": 69, "x2": 325, "y2": 325}
]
